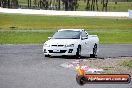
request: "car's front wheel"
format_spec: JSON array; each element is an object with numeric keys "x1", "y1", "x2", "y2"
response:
[{"x1": 76, "y1": 45, "x2": 81, "y2": 59}]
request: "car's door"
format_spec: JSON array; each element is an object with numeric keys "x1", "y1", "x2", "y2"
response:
[{"x1": 81, "y1": 31, "x2": 90, "y2": 55}]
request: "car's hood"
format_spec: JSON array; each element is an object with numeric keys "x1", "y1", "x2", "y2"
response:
[{"x1": 45, "y1": 39, "x2": 80, "y2": 45}]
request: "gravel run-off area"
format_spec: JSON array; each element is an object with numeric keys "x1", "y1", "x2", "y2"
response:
[{"x1": 81, "y1": 57, "x2": 132, "y2": 75}]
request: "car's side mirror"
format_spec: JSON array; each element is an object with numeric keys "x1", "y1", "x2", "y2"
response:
[
  {"x1": 48, "y1": 37, "x2": 52, "y2": 39},
  {"x1": 81, "y1": 37, "x2": 88, "y2": 40}
]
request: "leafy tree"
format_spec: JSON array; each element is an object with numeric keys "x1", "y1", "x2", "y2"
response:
[
  {"x1": 7, "y1": 0, "x2": 10, "y2": 8},
  {"x1": 85, "y1": 0, "x2": 90, "y2": 10},
  {"x1": 1, "y1": 0, "x2": 7, "y2": 8},
  {"x1": 38, "y1": 0, "x2": 48, "y2": 9},
  {"x1": 61, "y1": 0, "x2": 68, "y2": 10},
  {"x1": 28, "y1": 0, "x2": 31, "y2": 8},
  {"x1": 34, "y1": 0, "x2": 37, "y2": 7},
  {"x1": 91, "y1": 0, "x2": 95, "y2": 11},
  {"x1": 61, "y1": 0, "x2": 78, "y2": 11},
  {"x1": 11, "y1": 0, "x2": 19, "y2": 8},
  {"x1": 57, "y1": 0, "x2": 61, "y2": 10},
  {"x1": 102, "y1": 0, "x2": 108, "y2": 11},
  {"x1": 95, "y1": 0, "x2": 98, "y2": 11}
]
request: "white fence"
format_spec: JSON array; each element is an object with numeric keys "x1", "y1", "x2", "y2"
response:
[{"x1": 0, "y1": 8, "x2": 129, "y2": 17}]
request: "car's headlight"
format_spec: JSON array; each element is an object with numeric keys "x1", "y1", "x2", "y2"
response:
[
  {"x1": 65, "y1": 44, "x2": 74, "y2": 47},
  {"x1": 44, "y1": 44, "x2": 50, "y2": 47}
]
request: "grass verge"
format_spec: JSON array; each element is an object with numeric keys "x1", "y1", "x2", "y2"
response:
[
  {"x1": 121, "y1": 60, "x2": 132, "y2": 68},
  {"x1": 83, "y1": 57, "x2": 132, "y2": 75}
]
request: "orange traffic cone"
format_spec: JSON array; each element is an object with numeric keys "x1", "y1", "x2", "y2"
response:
[{"x1": 77, "y1": 66, "x2": 86, "y2": 76}]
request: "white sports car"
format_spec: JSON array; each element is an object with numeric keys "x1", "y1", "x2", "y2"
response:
[{"x1": 43, "y1": 29, "x2": 99, "y2": 58}]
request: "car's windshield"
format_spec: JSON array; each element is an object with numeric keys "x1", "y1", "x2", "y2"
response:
[{"x1": 52, "y1": 30, "x2": 81, "y2": 39}]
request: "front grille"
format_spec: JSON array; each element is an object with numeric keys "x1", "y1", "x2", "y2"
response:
[
  {"x1": 51, "y1": 45, "x2": 64, "y2": 47},
  {"x1": 58, "y1": 45, "x2": 64, "y2": 47},
  {"x1": 52, "y1": 45, "x2": 57, "y2": 47},
  {"x1": 48, "y1": 50, "x2": 66, "y2": 53}
]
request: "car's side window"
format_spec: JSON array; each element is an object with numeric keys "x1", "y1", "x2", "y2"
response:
[{"x1": 81, "y1": 31, "x2": 88, "y2": 37}]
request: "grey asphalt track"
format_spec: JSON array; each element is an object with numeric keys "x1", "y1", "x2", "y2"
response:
[{"x1": 0, "y1": 44, "x2": 132, "y2": 88}]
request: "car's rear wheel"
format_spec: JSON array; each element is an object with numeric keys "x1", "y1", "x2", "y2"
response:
[
  {"x1": 76, "y1": 45, "x2": 81, "y2": 59},
  {"x1": 90, "y1": 44, "x2": 97, "y2": 58}
]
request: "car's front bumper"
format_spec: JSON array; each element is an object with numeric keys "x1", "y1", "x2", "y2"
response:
[{"x1": 43, "y1": 46, "x2": 77, "y2": 56}]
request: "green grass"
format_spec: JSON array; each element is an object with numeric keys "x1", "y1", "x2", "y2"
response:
[
  {"x1": 0, "y1": 31, "x2": 53, "y2": 44},
  {"x1": 0, "y1": 14, "x2": 132, "y2": 30},
  {"x1": 108, "y1": 2, "x2": 132, "y2": 12},
  {"x1": 121, "y1": 60, "x2": 132, "y2": 68},
  {"x1": 0, "y1": 13, "x2": 132, "y2": 44},
  {"x1": 90, "y1": 30, "x2": 132, "y2": 44},
  {"x1": 0, "y1": 29, "x2": 132, "y2": 44}
]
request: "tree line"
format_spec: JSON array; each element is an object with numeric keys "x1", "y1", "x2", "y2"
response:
[
  {"x1": 0, "y1": 0, "x2": 19, "y2": 8},
  {"x1": 0, "y1": 0, "x2": 113, "y2": 11}
]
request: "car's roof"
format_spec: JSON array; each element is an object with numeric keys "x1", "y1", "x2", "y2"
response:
[{"x1": 58, "y1": 29, "x2": 84, "y2": 32}]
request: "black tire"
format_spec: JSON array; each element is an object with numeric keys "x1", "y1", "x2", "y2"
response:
[
  {"x1": 90, "y1": 44, "x2": 97, "y2": 58},
  {"x1": 76, "y1": 75, "x2": 86, "y2": 85},
  {"x1": 76, "y1": 45, "x2": 81, "y2": 59},
  {"x1": 45, "y1": 55, "x2": 50, "y2": 57}
]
